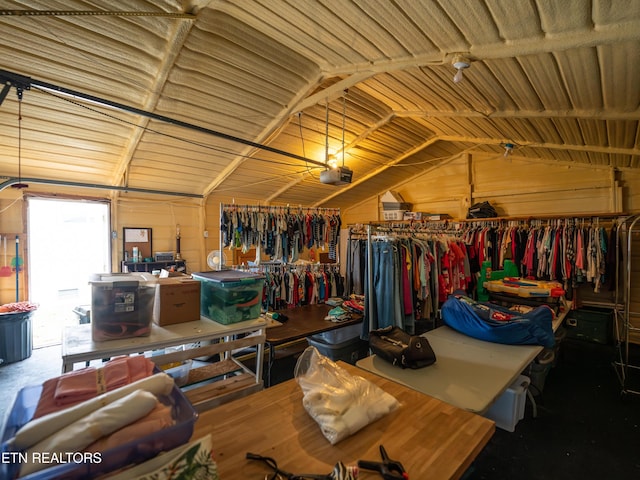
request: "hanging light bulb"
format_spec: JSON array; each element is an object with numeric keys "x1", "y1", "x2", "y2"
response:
[{"x1": 452, "y1": 54, "x2": 471, "y2": 84}]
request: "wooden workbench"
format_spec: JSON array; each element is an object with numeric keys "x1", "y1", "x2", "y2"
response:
[{"x1": 193, "y1": 362, "x2": 494, "y2": 480}]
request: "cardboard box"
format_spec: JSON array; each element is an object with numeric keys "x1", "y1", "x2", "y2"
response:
[
  {"x1": 153, "y1": 277, "x2": 201, "y2": 326},
  {"x1": 382, "y1": 210, "x2": 407, "y2": 221}
]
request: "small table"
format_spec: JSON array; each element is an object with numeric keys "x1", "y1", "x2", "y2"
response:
[
  {"x1": 357, "y1": 311, "x2": 566, "y2": 414},
  {"x1": 264, "y1": 304, "x2": 362, "y2": 386},
  {"x1": 192, "y1": 361, "x2": 495, "y2": 480},
  {"x1": 61, "y1": 317, "x2": 267, "y2": 411}
]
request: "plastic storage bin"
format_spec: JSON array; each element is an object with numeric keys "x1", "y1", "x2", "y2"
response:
[
  {"x1": 192, "y1": 270, "x2": 265, "y2": 324},
  {"x1": 564, "y1": 306, "x2": 613, "y2": 344},
  {"x1": 0, "y1": 377, "x2": 198, "y2": 480},
  {"x1": 0, "y1": 311, "x2": 33, "y2": 364},
  {"x1": 484, "y1": 374, "x2": 530, "y2": 432},
  {"x1": 307, "y1": 322, "x2": 368, "y2": 364},
  {"x1": 89, "y1": 273, "x2": 157, "y2": 341},
  {"x1": 163, "y1": 359, "x2": 193, "y2": 387}
]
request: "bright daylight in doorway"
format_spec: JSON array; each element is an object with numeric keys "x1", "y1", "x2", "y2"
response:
[{"x1": 27, "y1": 198, "x2": 110, "y2": 347}]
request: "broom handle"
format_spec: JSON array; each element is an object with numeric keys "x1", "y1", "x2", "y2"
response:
[{"x1": 15, "y1": 236, "x2": 19, "y2": 302}]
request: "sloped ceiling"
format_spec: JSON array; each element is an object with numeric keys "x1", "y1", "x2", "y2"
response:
[{"x1": 0, "y1": 0, "x2": 639, "y2": 208}]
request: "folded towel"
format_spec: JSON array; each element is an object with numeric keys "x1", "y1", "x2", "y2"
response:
[{"x1": 34, "y1": 356, "x2": 156, "y2": 418}]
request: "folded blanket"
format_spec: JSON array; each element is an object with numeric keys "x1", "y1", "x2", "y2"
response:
[
  {"x1": 13, "y1": 373, "x2": 175, "y2": 450},
  {"x1": 34, "y1": 356, "x2": 156, "y2": 418},
  {"x1": 21, "y1": 390, "x2": 158, "y2": 477},
  {"x1": 84, "y1": 403, "x2": 174, "y2": 452}
]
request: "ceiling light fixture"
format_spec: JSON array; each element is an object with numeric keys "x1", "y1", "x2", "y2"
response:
[
  {"x1": 452, "y1": 54, "x2": 471, "y2": 84},
  {"x1": 503, "y1": 142, "x2": 515, "y2": 157},
  {"x1": 320, "y1": 90, "x2": 353, "y2": 186}
]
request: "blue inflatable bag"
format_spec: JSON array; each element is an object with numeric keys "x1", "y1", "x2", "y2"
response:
[{"x1": 441, "y1": 294, "x2": 555, "y2": 347}]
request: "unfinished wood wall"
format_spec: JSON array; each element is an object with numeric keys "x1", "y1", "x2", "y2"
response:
[
  {"x1": 344, "y1": 152, "x2": 622, "y2": 224},
  {"x1": 2, "y1": 151, "x2": 640, "y2": 307}
]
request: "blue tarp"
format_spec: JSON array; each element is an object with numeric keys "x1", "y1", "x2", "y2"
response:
[{"x1": 441, "y1": 294, "x2": 555, "y2": 347}]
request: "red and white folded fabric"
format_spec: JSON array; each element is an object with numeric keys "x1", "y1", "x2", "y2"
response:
[{"x1": 33, "y1": 355, "x2": 155, "y2": 418}]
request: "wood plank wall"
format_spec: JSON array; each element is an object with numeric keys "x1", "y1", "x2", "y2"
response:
[{"x1": 0, "y1": 151, "x2": 639, "y2": 315}]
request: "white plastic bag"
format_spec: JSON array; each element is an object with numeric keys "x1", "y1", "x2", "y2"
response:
[{"x1": 294, "y1": 346, "x2": 399, "y2": 444}]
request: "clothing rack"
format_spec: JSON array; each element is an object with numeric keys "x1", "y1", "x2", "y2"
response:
[
  {"x1": 613, "y1": 214, "x2": 640, "y2": 396},
  {"x1": 219, "y1": 203, "x2": 341, "y2": 266},
  {"x1": 349, "y1": 214, "x2": 627, "y2": 338},
  {"x1": 347, "y1": 223, "x2": 467, "y2": 336}
]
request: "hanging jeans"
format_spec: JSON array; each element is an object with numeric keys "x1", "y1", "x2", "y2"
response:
[
  {"x1": 363, "y1": 240, "x2": 398, "y2": 338},
  {"x1": 349, "y1": 239, "x2": 364, "y2": 295}
]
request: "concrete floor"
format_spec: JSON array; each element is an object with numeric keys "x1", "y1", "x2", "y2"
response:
[{"x1": 0, "y1": 344, "x2": 63, "y2": 431}]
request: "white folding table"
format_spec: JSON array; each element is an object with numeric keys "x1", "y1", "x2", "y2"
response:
[{"x1": 357, "y1": 310, "x2": 566, "y2": 414}]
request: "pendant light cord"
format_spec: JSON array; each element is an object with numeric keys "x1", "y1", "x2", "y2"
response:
[
  {"x1": 12, "y1": 86, "x2": 28, "y2": 189},
  {"x1": 18, "y1": 94, "x2": 22, "y2": 183}
]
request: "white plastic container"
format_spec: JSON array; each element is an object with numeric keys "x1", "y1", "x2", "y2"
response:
[
  {"x1": 484, "y1": 374, "x2": 530, "y2": 432},
  {"x1": 164, "y1": 359, "x2": 193, "y2": 387}
]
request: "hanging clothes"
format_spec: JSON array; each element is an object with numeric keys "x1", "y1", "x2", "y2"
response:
[{"x1": 220, "y1": 205, "x2": 341, "y2": 265}]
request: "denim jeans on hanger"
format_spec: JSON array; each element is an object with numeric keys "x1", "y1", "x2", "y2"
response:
[
  {"x1": 374, "y1": 240, "x2": 398, "y2": 329},
  {"x1": 349, "y1": 239, "x2": 364, "y2": 295}
]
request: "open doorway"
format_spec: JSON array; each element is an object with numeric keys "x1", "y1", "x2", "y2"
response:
[{"x1": 27, "y1": 197, "x2": 111, "y2": 347}]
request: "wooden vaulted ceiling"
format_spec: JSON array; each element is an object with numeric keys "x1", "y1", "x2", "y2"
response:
[{"x1": 0, "y1": 0, "x2": 639, "y2": 207}]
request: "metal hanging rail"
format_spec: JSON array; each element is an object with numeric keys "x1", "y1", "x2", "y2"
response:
[
  {"x1": 0, "y1": 69, "x2": 327, "y2": 168},
  {"x1": 613, "y1": 214, "x2": 640, "y2": 397}
]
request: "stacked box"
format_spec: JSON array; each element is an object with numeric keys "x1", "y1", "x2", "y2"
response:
[
  {"x1": 382, "y1": 210, "x2": 407, "y2": 221},
  {"x1": 89, "y1": 273, "x2": 157, "y2": 341},
  {"x1": 153, "y1": 277, "x2": 201, "y2": 326},
  {"x1": 192, "y1": 270, "x2": 265, "y2": 324}
]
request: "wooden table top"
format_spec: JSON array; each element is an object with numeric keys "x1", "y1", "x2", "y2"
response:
[
  {"x1": 266, "y1": 303, "x2": 362, "y2": 345},
  {"x1": 193, "y1": 362, "x2": 494, "y2": 480}
]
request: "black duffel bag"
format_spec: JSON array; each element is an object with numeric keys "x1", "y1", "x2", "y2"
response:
[{"x1": 369, "y1": 326, "x2": 436, "y2": 369}]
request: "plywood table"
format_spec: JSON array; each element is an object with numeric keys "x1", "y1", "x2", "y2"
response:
[{"x1": 193, "y1": 362, "x2": 494, "y2": 480}]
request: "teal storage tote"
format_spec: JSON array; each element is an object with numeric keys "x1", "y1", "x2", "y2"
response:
[{"x1": 192, "y1": 270, "x2": 265, "y2": 324}]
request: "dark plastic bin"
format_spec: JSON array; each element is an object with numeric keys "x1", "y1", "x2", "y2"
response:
[
  {"x1": 307, "y1": 322, "x2": 369, "y2": 364},
  {"x1": 564, "y1": 307, "x2": 613, "y2": 344},
  {"x1": 0, "y1": 311, "x2": 33, "y2": 364}
]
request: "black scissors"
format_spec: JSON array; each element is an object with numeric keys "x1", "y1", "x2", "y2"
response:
[{"x1": 358, "y1": 445, "x2": 408, "y2": 480}]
